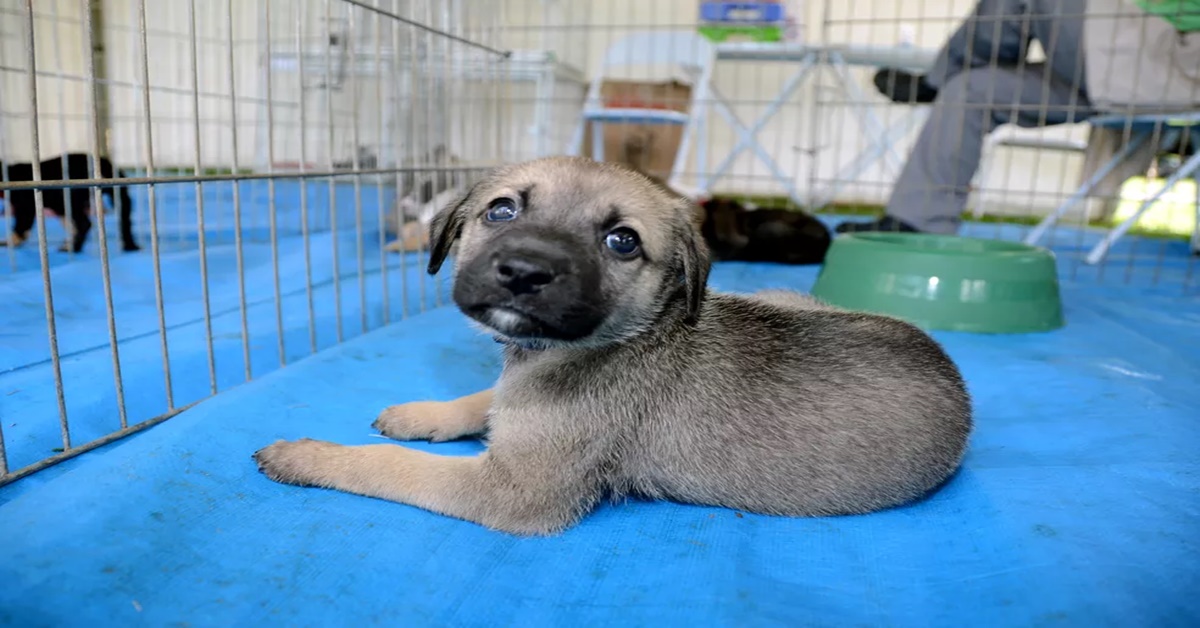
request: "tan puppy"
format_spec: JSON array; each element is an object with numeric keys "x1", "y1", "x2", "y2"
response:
[
  {"x1": 383, "y1": 146, "x2": 466, "y2": 253},
  {"x1": 254, "y1": 156, "x2": 972, "y2": 536}
]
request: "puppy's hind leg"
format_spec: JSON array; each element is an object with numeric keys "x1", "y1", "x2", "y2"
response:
[
  {"x1": 117, "y1": 185, "x2": 140, "y2": 251},
  {"x1": 253, "y1": 438, "x2": 595, "y2": 535},
  {"x1": 3, "y1": 201, "x2": 34, "y2": 247},
  {"x1": 373, "y1": 388, "x2": 493, "y2": 442}
]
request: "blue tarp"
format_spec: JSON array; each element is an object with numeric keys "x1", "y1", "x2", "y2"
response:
[{"x1": 1, "y1": 200, "x2": 1197, "y2": 626}]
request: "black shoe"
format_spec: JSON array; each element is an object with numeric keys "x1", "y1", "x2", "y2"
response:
[
  {"x1": 835, "y1": 215, "x2": 921, "y2": 234},
  {"x1": 872, "y1": 69, "x2": 939, "y2": 104}
]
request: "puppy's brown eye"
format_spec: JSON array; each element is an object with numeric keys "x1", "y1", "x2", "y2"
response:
[
  {"x1": 485, "y1": 198, "x2": 519, "y2": 222},
  {"x1": 605, "y1": 228, "x2": 641, "y2": 258}
]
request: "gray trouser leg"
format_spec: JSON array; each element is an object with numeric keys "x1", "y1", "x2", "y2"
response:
[
  {"x1": 926, "y1": 0, "x2": 1089, "y2": 94},
  {"x1": 887, "y1": 64, "x2": 1093, "y2": 234},
  {"x1": 926, "y1": 0, "x2": 1031, "y2": 88},
  {"x1": 886, "y1": 0, "x2": 1091, "y2": 234}
]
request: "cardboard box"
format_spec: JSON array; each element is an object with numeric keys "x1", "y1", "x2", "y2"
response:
[{"x1": 580, "y1": 79, "x2": 694, "y2": 182}]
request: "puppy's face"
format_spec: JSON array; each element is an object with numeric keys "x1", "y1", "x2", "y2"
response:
[{"x1": 426, "y1": 156, "x2": 710, "y2": 348}]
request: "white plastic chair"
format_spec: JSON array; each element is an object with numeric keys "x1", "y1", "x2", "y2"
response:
[
  {"x1": 1022, "y1": 112, "x2": 1200, "y2": 263},
  {"x1": 567, "y1": 31, "x2": 716, "y2": 189},
  {"x1": 972, "y1": 131, "x2": 1089, "y2": 220}
]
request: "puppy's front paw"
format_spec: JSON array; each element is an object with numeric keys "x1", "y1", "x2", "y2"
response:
[
  {"x1": 253, "y1": 438, "x2": 343, "y2": 487},
  {"x1": 372, "y1": 402, "x2": 477, "y2": 442}
]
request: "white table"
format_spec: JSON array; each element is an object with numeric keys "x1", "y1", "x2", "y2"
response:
[{"x1": 702, "y1": 42, "x2": 939, "y2": 208}]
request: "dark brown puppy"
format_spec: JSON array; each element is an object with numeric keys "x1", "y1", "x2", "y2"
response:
[
  {"x1": 640, "y1": 173, "x2": 831, "y2": 265},
  {"x1": 697, "y1": 197, "x2": 831, "y2": 265},
  {"x1": 1, "y1": 153, "x2": 139, "y2": 253}
]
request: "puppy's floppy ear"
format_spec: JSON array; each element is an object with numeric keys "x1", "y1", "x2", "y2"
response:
[
  {"x1": 426, "y1": 187, "x2": 473, "y2": 275},
  {"x1": 676, "y1": 200, "x2": 712, "y2": 323}
]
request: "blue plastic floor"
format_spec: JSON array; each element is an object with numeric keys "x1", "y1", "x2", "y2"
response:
[{"x1": 1, "y1": 191, "x2": 1198, "y2": 626}]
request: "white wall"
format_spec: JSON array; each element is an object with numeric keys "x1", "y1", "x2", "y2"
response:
[
  {"x1": 0, "y1": 0, "x2": 92, "y2": 162},
  {"x1": 0, "y1": 0, "x2": 550, "y2": 172}
]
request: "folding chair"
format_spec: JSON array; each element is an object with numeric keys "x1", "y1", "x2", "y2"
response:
[
  {"x1": 1022, "y1": 112, "x2": 1200, "y2": 263},
  {"x1": 566, "y1": 31, "x2": 716, "y2": 190},
  {"x1": 972, "y1": 131, "x2": 1089, "y2": 220}
]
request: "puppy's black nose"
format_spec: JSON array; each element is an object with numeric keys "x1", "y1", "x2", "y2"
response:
[{"x1": 495, "y1": 256, "x2": 556, "y2": 295}]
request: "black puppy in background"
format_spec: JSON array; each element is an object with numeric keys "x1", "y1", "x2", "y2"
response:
[
  {"x1": 644, "y1": 173, "x2": 832, "y2": 265},
  {"x1": 1, "y1": 153, "x2": 139, "y2": 253},
  {"x1": 697, "y1": 197, "x2": 831, "y2": 265}
]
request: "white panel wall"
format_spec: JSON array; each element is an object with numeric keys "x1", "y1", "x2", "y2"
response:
[{"x1": 0, "y1": 0, "x2": 92, "y2": 161}]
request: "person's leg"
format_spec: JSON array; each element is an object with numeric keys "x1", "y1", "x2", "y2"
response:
[
  {"x1": 1025, "y1": 0, "x2": 1089, "y2": 97},
  {"x1": 925, "y1": 0, "x2": 1033, "y2": 88},
  {"x1": 875, "y1": 0, "x2": 1032, "y2": 104},
  {"x1": 839, "y1": 63, "x2": 1093, "y2": 235},
  {"x1": 874, "y1": 0, "x2": 1088, "y2": 104}
]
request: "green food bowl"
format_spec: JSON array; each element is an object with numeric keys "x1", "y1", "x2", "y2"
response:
[{"x1": 810, "y1": 232, "x2": 1065, "y2": 334}]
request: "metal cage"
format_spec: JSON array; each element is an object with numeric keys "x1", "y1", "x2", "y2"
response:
[{"x1": 2, "y1": 0, "x2": 1198, "y2": 485}]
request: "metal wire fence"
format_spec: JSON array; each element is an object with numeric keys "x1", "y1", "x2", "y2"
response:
[
  {"x1": 0, "y1": 0, "x2": 576, "y2": 485},
  {"x1": 2, "y1": 0, "x2": 1197, "y2": 485}
]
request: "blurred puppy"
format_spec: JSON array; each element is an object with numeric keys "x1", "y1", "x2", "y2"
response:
[
  {"x1": 383, "y1": 187, "x2": 459, "y2": 253},
  {"x1": 255, "y1": 156, "x2": 972, "y2": 535},
  {"x1": 384, "y1": 145, "x2": 465, "y2": 253},
  {"x1": 644, "y1": 175, "x2": 831, "y2": 265},
  {"x1": 697, "y1": 197, "x2": 831, "y2": 265}
]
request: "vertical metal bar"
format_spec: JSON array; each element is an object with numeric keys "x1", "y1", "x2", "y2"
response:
[
  {"x1": 346, "y1": 3, "x2": 368, "y2": 336},
  {"x1": 433, "y1": 0, "x2": 452, "y2": 308},
  {"x1": 297, "y1": 0, "x2": 319, "y2": 354},
  {"x1": 442, "y1": 0, "x2": 460, "y2": 308},
  {"x1": 227, "y1": 0, "x2": 252, "y2": 381},
  {"x1": 373, "y1": 0, "x2": 390, "y2": 325},
  {"x1": 82, "y1": 0, "x2": 129, "y2": 429},
  {"x1": 47, "y1": 0, "x2": 76, "y2": 260},
  {"x1": 0, "y1": 399, "x2": 7, "y2": 474},
  {"x1": 172, "y1": 17, "x2": 187, "y2": 247},
  {"x1": 125, "y1": 0, "x2": 145, "y2": 202},
  {"x1": 396, "y1": 0, "x2": 410, "y2": 319},
  {"x1": 24, "y1": 0, "x2": 72, "y2": 449},
  {"x1": 137, "y1": 0, "x2": 175, "y2": 409},
  {"x1": 264, "y1": 0, "x2": 287, "y2": 367},
  {"x1": 252, "y1": 0, "x2": 271, "y2": 235},
  {"x1": 490, "y1": 1, "x2": 502, "y2": 166},
  {"x1": 324, "y1": 0, "x2": 344, "y2": 343},
  {"x1": 1, "y1": 63, "x2": 14, "y2": 271},
  {"x1": 0, "y1": 17, "x2": 16, "y2": 448},
  {"x1": 188, "y1": 0, "x2": 219, "y2": 395},
  {"x1": 424, "y1": 0, "x2": 448, "y2": 312}
]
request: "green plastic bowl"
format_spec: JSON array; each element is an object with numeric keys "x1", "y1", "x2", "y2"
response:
[{"x1": 810, "y1": 232, "x2": 1065, "y2": 334}]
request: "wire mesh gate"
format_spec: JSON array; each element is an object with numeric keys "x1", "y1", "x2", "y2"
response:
[
  {"x1": 0, "y1": 0, "x2": 591, "y2": 485},
  {"x1": 2, "y1": 0, "x2": 1197, "y2": 486}
]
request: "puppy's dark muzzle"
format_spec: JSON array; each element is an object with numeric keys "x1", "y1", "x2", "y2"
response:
[
  {"x1": 453, "y1": 230, "x2": 606, "y2": 341},
  {"x1": 494, "y1": 254, "x2": 558, "y2": 296}
]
